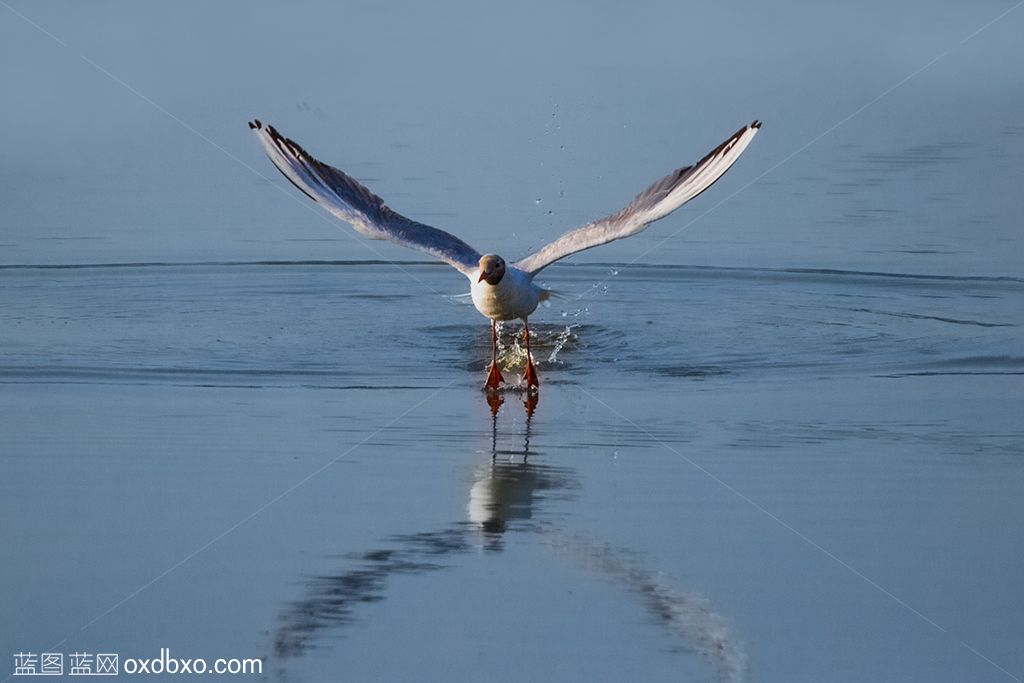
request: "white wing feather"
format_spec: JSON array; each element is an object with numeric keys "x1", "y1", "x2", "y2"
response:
[
  {"x1": 514, "y1": 121, "x2": 761, "y2": 276},
  {"x1": 250, "y1": 120, "x2": 482, "y2": 276}
]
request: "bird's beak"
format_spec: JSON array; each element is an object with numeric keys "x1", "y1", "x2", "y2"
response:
[{"x1": 477, "y1": 272, "x2": 487, "y2": 283}]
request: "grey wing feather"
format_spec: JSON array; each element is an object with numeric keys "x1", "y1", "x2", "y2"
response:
[
  {"x1": 514, "y1": 121, "x2": 761, "y2": 276},
  {"x1": 249, "y1": 120, "x2": 482, "y2": 276}
]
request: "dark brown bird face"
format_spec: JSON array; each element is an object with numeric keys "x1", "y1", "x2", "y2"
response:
[{"x1": 477, "y1": 255, "x2": 506, "y2": 285}]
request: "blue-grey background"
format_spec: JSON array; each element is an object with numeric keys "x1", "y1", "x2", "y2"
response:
[{"x1": 1, "y1": 1, "x2": 1022, "y2": 681}]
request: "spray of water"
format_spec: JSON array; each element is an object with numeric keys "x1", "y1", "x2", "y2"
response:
[{"x1": 547, "y1": 325, "x2": 578, "y2": 364}]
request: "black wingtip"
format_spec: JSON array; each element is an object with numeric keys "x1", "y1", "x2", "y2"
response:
[
  {"x1": 248, "y1": 119, "x2": 263, "y2": 130},
  {"x1": 751, "y1": 120, "x2": 762, "y2": 129}
]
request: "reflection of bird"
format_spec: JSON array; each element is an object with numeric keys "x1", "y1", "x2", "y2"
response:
[
  {"x1": 272, "y1": 401, "x2": 744, "y2": 680},
  {"x1": 250, "y1": 119, "x2": 760, "y2": 390},
  {"x1": 469, "y1": 394, "x2": 546, "y2": 537},
  {"x1": 273, "y1": 401, "x2": 573, "y2": 655}
]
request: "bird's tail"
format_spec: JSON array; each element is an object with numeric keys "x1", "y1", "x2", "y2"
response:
[{"x1": 539, "y1": 288, "x2": 563, "y2": 301}]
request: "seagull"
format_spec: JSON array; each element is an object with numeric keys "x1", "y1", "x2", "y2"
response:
[{"x1": 249, "y1": 119, "x2": 760, "y2": 391}]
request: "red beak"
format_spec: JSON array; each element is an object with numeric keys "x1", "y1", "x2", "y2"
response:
[{"x1": 477, "y1": 272, "x2": 487, "y2": 283}]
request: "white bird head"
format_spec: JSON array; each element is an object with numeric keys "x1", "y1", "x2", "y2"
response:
[{"x1": 477, "y1": 254, "x2": 506, "y2": 285}]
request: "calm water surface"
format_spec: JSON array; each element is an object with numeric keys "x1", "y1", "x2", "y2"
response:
[{"x1": 2, "y1": 0, "x2": 1023, "y2": 681}]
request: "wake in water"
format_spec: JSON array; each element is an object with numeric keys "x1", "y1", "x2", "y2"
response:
[{"x1": 6, "y1": 261, "x2": 1020, "y2": 386}]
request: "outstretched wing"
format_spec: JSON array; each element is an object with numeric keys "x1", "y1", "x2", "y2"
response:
[
  {"x1": 514, "y1": 121, "x2": 761, "y2": 276},
  {"x1": 250, "y1": 120, "x2": 482, "y2": 276}
]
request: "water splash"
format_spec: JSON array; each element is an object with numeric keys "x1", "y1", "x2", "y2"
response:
[
  {"x1": 494, "y1": 321, "x2": 581, "y2": 370},
  {"x1": 548, "y1": 325, "x2": 578, "y2": 364}
]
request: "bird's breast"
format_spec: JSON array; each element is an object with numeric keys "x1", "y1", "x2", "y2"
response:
[{"x1": 470, "y1": 269, "x2": 540, "y2": 321}]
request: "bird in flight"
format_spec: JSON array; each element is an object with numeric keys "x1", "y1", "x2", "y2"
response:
[{"x1": 249, "y1": 119, "x2": 760, "y2": 391}]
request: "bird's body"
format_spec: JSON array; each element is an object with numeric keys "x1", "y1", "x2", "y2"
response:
[
  {"x1": 249, "y1": 118, "x2": 761, "y2": 390},
  {"x1": 470, "y1": 262, "x2": 542, "y2": 321}
]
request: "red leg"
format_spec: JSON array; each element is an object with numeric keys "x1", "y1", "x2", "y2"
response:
[
  {"x1": 523, "y1": 320, "x2": 540, "y2": 390},
  {"x1": 485, "y1": 319, "x2": 504, "y2": 390}
]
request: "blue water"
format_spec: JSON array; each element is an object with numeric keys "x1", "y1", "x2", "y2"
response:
[{"x1": 2, "y1": 1, "x2": 1023, "y2": 681}]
